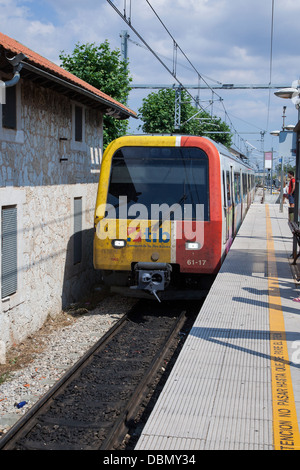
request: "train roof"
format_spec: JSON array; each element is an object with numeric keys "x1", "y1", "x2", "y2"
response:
[
  {"x1": 121, "y1": 134, "x2": 254, "y2": 170},
  {"x1": 204, "y1": 137, "x2": 254, "y2": 170}
]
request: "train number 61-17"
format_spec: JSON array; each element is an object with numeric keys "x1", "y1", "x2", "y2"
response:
[{"x1": 187, "y1": 259, "x2": 207, "y2": 266}]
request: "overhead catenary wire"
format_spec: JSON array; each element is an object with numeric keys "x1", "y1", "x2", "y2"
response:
[
  {"x1": 145, "y1": 0, "x2": 223, "y2": 92},
  {"x1": 108, "y1": 0, "x2": 254, "y2": 153},
  {"x1": 108, "y1": 0, "x2": 226, "y2": 111},
  {"x1": 107, "y1": 0, "x2": 274, "y2": 155},
  {"x1": 106, "y1": 0, "x2": 207, "y2": 114},
  {"x1": 144, "y1": 0, "x2": 253, "y2": 153},
  {"x1": 127, "y1": 37, "x2": 222, "y2": 84},
  {"x1": 144, "y1": 0, "x2": 277, "y2": 155}
]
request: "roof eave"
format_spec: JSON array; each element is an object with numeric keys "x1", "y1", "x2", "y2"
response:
[{"x1": 21, "y1": 61, "x2": 137, "y2": 120}]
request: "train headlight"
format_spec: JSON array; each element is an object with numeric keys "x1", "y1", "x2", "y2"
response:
[
  {"x1": 112, "y1": 239, "x2": 127, "y2": 249},
  {"x1": 185, "y1": 241, "x2": 201, "y2": 250}
]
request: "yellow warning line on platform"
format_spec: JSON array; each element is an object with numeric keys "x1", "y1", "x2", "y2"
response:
[{"x1": 266, "y1": 204, "x2": 300, "y2": 450}]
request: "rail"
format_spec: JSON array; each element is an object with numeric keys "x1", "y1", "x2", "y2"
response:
[
  {"x1": 0, "y1": 314, "x2": 128, "y2": 450},
  {"x1": 0, "y1": 304, "x2": 191, "y2": 450}
]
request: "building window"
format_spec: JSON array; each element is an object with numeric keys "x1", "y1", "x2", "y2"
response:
[
  {"x1": 1, "y1": 205, "x2": 17, "y2": 299},
  {"x1": 75, "y1": 105, "x2": 83, "y2": 142},
  {"x1": 2, "y1": 86, "x2": 17, "y2": 130},
  {"x1": 71, "y1": 103, "x2": 85, "y2": 151},
  {"x1": 0, "y1": 81, "x2": 24, "y2": 144},
  {"x1": 73, "y1": 197, "x2": 82, "y2": 265}
]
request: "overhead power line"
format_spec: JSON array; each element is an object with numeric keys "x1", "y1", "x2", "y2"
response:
[
  {"x1": 106, "y1": 0, "x2": 203, "y2": 105},
  {"x1": 131, "y1": 83, "x2": 288, "y2": 90},
  {"x1": 107, "y1": 0, "x2": 275, "y2": 155},
  {"x1": 108, "y1": 0, "x2": 226, "y2": 110},
  {"x1": 127, "y1": 37, "x2": 222, "y2": 85},
  {"x1": 144, "y1": 0, "x2": 223, "y2": 94}
]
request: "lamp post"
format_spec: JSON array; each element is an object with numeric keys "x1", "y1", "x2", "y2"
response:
[
  {"x1": 270, "y1": 107, "x2": 295, "y2": 213},
  {"x1": 270, "y1": 130, "x2": 283, "y2": 211},
  {"x1": 274, "y1": 81, "x2": 300, "y2": 263}
]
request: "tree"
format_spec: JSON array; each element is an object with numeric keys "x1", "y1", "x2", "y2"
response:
[
  {"x1": 59, "y1": 41, "x2": 132, "y2": 148},
  {"x1": 275, "y1": 162, "x2": 296, "y2": 176},
  {"x1": 138, "y1": 88, "x2": 232, "y2": 147}
]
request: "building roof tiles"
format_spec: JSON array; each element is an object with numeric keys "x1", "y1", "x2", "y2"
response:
[{"x1": 0, "y1": 31, "x2": 136, "y2": 118}]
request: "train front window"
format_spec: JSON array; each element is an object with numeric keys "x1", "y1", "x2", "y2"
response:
[{"x1": 106, "y1": 146, "x2": 209, "y2": 221}]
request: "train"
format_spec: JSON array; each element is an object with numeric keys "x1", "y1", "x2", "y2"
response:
[{"x1": 93, "y1": 135, "x2": 255, "y2": 301}]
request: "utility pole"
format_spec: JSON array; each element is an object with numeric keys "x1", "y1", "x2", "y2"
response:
[
  {"x1": 261, "y1": 131, "x2": 266, "y2": 203},
  {"x1": 120, "y1": 30, "x2": 130, "y2": 63},
  {"x1": 174, "y1": 86, "x2": 182, "y2": 130}
]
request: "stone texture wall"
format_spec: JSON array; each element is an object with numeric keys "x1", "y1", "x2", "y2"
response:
[{"x1": 0, "y1": 78, "x2": 103, "y2": 358}]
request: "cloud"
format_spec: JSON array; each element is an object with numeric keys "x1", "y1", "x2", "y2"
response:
[
  {"x1": 0, "y1": 0, "x2": 299, "y2": 157},
  {"x1": 27, "y1": 20, "x2": 55, "y2": 36}
]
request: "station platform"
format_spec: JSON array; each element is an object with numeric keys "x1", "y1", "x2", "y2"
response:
[{"x1": 136, "y1": 201, "x2": 300, "y2": 450}]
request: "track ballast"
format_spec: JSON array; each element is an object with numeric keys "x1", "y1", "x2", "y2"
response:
[{"x1": 0, "y1": 299, "x2": 202, "y2": 450}]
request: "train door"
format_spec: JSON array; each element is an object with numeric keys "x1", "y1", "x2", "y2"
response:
[
  {"x1": 234, "y1": 170, "x2": 242, "y2": 231},
  {"x1": 222, "y1": 170, "x2": 231, "y2": 243},
  {"x1": 241, "y1": 172, "x2": 246, "y2": 218},
  {"x1": 230, "y1": 166, "x2": 235, "y2": 235},
  {"x1": 247, "y1": 173, "x2": 250, "y2": 207}
]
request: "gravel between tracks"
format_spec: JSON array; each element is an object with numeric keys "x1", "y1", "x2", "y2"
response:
[{"x1": 0, "y1": 293, "x2": 137, "y2": 436}]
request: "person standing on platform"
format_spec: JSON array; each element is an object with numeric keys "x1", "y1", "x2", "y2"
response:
[
  {"x1": 286, "y1": 171, "x2": 299, "y2": 301},
  {"x1": 288, "y1": 171, "x2": 296, "y2": 221}
]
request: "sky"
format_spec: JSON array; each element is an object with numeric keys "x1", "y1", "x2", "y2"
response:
[{"x1": 1, "y1": 0, "x2": 300, "y2": 169}]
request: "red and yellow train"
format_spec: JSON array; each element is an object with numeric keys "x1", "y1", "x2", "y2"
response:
[{"x1": 93, "y1": 135, "x2": 255, "y2": 301}]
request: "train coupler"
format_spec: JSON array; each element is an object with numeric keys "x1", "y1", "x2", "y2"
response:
[{"x1": 131, "y1": 262, "x2": 172, "y2": 302}]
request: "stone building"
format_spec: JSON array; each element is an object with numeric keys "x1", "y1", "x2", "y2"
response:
[{"x1": 0, "y1": 32, "x2": 136, "y2": 361}]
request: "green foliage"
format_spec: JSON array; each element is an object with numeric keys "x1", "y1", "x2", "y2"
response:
[
  {"x1": 59, "y1": 41, "x2": 132, "y2": 148},
  {"x1": 274, "y1": 162, "x2": 296, "y2": 181},
  {"x1": 138, "y1": 88, "x2": 232, "y2": 147}
]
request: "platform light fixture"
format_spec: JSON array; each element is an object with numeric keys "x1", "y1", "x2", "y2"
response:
[
  {"x1": 274, "y1": 80, "x2": 300, "y2": 108},
  {"x1": 270, "y1": 130, "x2": 280, "y2": 136},
  {"x1": 274, "y1": 87, "x2": 298, "y2": 99}
]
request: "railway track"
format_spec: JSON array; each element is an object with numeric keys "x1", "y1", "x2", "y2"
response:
[{"x1": 0, "y1": 299, "x2": 201, "y2": 450}]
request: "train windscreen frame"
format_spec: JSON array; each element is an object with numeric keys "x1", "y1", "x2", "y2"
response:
[{"x1": 106, "y1": 146, "x2": 209, "y2": 221}]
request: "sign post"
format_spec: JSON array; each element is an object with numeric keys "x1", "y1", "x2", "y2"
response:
[{"x1": 264, "y1": 151, "x2": 273, "y2": 194}]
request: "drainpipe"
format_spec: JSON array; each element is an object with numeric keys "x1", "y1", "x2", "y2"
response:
[
  {"x1": 4, "y1": 52, "x2": 26, "y2": 87},
  {"x1": 0, "y1": 52, "x2": 26, "y2": 103},
  {"x1": 4, "y1": 65, "x2": 22, "y2": 88}
]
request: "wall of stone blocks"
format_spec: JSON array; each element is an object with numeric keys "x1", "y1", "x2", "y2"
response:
[{"x1": 0, "y1": 77, "x2": 103, "y2": 359}]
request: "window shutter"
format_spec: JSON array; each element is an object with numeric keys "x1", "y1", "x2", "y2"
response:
[
  {"x1": 73, "y1": 198, "x2": 82, "y2": 264},
  {"x1": 75, "y1": 106, "x2": 83, "y2": 142},
  {"x1": 1, "y1": 206, "x2": 17, "y2": 298},
  {"x1": 2, "y1": 86, "x2": 17, "y2": 130}
]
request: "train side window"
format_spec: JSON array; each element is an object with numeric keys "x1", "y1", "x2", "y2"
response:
[
  {"x1": 222, "y1": 171, "x2": 227, "y2": 207},
  {"x1": 226, "y1": 171, "x2": 231, "y2": 204},
  {"x1": 242, "y1": 173, "x2": 247, "y2": 196},
  {"x1": 234, "y1": 172, "x2": 241, "y2": 204}
]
